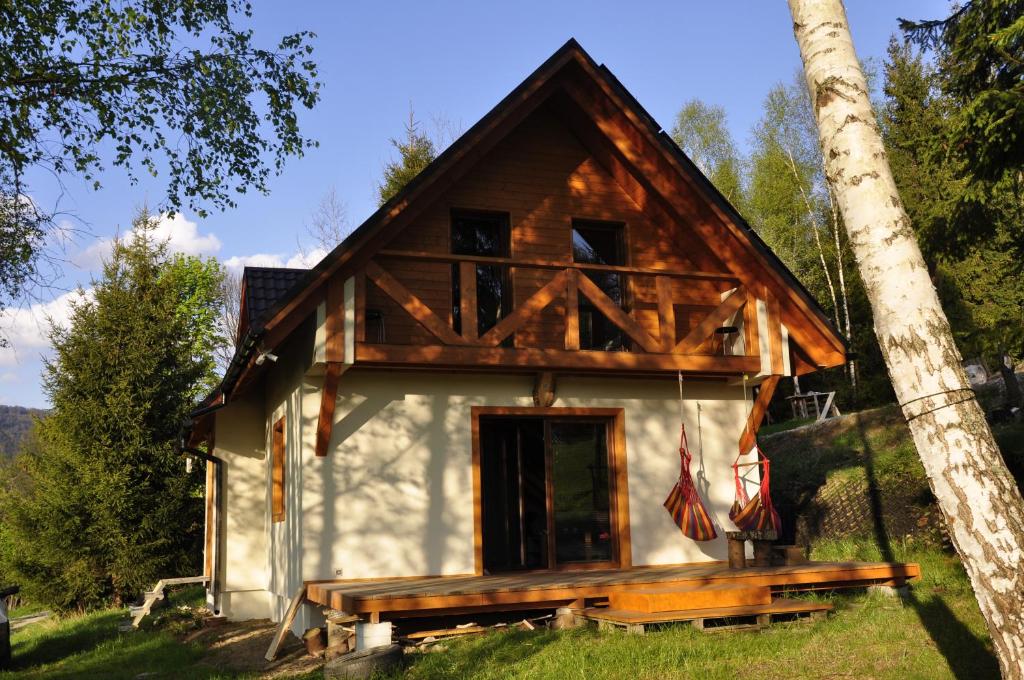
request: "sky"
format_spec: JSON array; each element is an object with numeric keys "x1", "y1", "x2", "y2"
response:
[{"x1": 0, "y1": 0, "x2": 950, "y2": 408}]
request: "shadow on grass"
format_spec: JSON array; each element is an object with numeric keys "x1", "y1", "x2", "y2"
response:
[
  {"x1": 397, "y1": 628, "x2": 561, "y2": 679},
  {"x1": 6, "y1": 588, "x2": 220, "y2": 680},
  {"x1": 9, "y1": 610, "x2": 124, "y2": 670},
  {"x1": 857, "y1": 417, "x2": 1000, "y2": 680}
]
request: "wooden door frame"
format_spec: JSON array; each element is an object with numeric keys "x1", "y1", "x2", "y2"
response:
[{"x1": 470, "y1": 406, "x2": 631, "y2": 575}]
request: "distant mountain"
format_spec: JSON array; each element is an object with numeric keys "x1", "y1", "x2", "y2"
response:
[{"x1": 0, "y1": 405, "x2": 48, "y2": 459}]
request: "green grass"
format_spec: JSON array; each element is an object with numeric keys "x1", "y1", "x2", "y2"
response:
[
  {"x1": 5, "y1": 603, "x2": 47, "y2": 620},
  {"x1": 758, "y1": 417, "x2": 815, "y2": 436},
  {"x1": 386, "y1": 539, "x2": 996, "y2": 680},
  {"x1": 0, "y1": 587, "x2": 284, "y2": 680}
]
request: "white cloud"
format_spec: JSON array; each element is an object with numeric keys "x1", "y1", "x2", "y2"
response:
[
  {"x1": 0, "y1": 287, "x2": 93, "y2": 366},
  {"x1": 223, "y1": 247, "x2": 327, "y2": 272},
  {"x1": 74, "y1": 212, "x2": 221, "y2": 270}
]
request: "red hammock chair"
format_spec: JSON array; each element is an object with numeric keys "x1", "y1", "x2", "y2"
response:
[
  {"x1": 729, "y1": 444, "x2": 781, "y2": 534},
  {"x1": 664, "y1": 422, "x2": 718, "y2": 542}
]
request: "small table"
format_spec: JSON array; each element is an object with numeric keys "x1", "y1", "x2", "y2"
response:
[{"x1": 725, "y1": 531, "x2": 778, "y2": 569}]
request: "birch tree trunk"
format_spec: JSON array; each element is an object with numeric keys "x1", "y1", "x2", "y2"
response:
[{"x1": 788, "y1": 1, "x2": 1024, "y2": 677}]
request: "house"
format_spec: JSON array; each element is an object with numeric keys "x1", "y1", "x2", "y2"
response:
[{"x1": 185, "y1": 40, "x2": 917, "y2": 638}]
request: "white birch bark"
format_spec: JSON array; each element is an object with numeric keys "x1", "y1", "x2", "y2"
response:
[{"x1": 788, "y1": 1, "x2": 1024, "y2": 677}]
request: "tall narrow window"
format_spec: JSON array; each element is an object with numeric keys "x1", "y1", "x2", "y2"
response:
[
  {"x1": 451, "y1": 210, "x2": 511, "y2": 337},
  {"x1": 272, "y1": 416, "x2": 286, "y2": 523},
  {"x1": 571, "y1": 220, "x2": 627, "y2": 351}
]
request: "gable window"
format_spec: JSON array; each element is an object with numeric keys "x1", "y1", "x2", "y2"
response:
[
  {"x1": 451, "y1": 210, "x2": 512, "y2": 337},
  {"x1": 271, "y1": 416, "x2": 286, "y2": 523},
  {"x1": 572, "y1": 220, "x2": 627, "y2": 351}
]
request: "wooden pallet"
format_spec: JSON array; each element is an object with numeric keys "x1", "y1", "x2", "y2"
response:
[{"x1": 577, "y1": 598, "x2": 833, "y2": 634}]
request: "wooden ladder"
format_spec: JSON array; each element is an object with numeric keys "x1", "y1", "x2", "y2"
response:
[{"x1": 129, "y1": 576, "x2": 210, "y2": 628}]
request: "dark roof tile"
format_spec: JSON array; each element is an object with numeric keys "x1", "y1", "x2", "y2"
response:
[{"x1": 242, "y1": 266, "x2": 308, "y2": 328}]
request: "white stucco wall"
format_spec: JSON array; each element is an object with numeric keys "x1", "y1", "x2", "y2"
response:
[
  {"x1": 294, "y1": 372, "x2": 750, "y2": 584},
  {"x1": 220, "y1": 360, "x2": 756, "y2": 626},
  {"x1": 212, "y1": 391, "x2": 269, "y2": 620}
]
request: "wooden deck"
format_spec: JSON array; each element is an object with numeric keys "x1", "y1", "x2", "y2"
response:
[{"x1": 305, "y1": 561, "x2": 920, "y2": 620}]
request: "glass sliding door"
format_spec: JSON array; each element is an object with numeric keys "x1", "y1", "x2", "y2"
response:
[
  {"x1": 479, "y1": 415, "x2": 617, "y2": 572},
  {"x1": 548, "y1": 421, "x2": 613, "y2": 565}
]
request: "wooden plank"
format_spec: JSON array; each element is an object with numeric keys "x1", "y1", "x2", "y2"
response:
[
  {"x1": 575, "y1": 273, "x2": 660, "y2": 352},
  {"x1": 404, "y1": 626, "x2": 487, "y2": 640},
  {"x1": 478, "y1": 270, "x2": 567, "y2": 347},
  {"x1": 365, "y1": 260, "x2": 467, "y2": 346},
  {"x1": 459, "y1": 261, "x2": 478, "y2": 341},
  {"x1": 673, "y1": 287, "x2": 747, "y2": 354},
  {"x1": 325, "y1": 276, "x2": 345, "y2": 363},
  {"x1": 655, "y1": 276, "x2": 676, "y2": 352},
  {"x1": 355, "y1": 342, "x2": 761, "y2": 374},
  {"x1": 739, "y1": 376, "x2": 780, "y2": 453},
  {"x1": 265, "y1": 584, "x2": 307, "y2": 661},
  {"x1": 377, "y1": 249, "x2": 737, "y2": 281},
  {"x1": 315, "y1": 363, "x2": 347, "y2": 458},
  {"x1": 564, "y1": 269, "x2": 580, "y2": 351}
]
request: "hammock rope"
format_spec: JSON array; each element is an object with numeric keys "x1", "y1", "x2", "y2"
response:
[
  {"x1": 728, "y1": 375, "x2": 781, "y2": 534},
  {"x1": 664, "y1": 373, "x2": 718, "y2": 541}
]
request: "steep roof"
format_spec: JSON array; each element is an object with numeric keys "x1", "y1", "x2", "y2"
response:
[{"x1": 207, "y1": 39, "x2": 846, "y2": 407}]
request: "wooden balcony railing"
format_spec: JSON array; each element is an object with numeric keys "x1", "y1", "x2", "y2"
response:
[{"x1": 353, "y1": 250, "x2": 767, "y2": 375}]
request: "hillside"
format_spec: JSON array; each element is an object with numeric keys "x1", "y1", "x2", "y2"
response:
[
  {"x1": 0, "y1": 405, "x2": 48, "y2": 459},
  {"x1": 764, "y1": 405, "x2": 1024, "y2": 548}
]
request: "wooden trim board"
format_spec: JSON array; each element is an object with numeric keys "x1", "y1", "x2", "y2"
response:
[{"x1": 470, "y1": 406, "x2": 631, "y2": 575}]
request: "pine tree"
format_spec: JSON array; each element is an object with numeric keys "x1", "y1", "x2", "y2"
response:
[
  {"x1": 377, "y1": 111, "x2": 437, "y2": 206},
  {"x1": 881, "y1": 39, "x2": 1024, "y2": 361},
  {"x1": 0, "y1": 212, "x2": 224, "y2": 609}
]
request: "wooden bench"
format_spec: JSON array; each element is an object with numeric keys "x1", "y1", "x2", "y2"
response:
[{"x1": 577, "y1": 598, "x2": 833, "y2": 634}]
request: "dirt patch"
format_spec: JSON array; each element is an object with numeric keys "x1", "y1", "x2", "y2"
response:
[{"x1": 185, "y1": 619, "x2": 322, "y2": 678}]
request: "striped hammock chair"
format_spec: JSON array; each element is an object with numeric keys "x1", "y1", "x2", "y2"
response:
[
  {"x1": 729, "y1": 444, "x2": 781, "y2": 533},
  {"x1": 664, "y1": 422, "x2": 718, "y2": 542}
]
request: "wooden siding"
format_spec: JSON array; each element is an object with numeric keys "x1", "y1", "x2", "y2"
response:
[{"x1": 365, "y1": 104, "x2": 733, "y2": 349}]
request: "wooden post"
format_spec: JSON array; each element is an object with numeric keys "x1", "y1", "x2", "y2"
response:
[
  {"x1": 459, "y1": 261, "x2": 478, "y2": 341},
  {"x1": 727, "y1": 536, "x2": 746, "y2": 569},
  {"x1": 753, "y1": 540, "x2": 774, "y2": 568},
  {"x1": 656, "y1": 275, "x2": 675, "y2": 353},
  {"x1": 565, "y1": 269, "x2": 580, "y2": 351}
]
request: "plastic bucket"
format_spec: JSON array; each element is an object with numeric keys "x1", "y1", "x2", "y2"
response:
[{"x1": 355, "y1": 621, "x2": 392, "y2": 651}]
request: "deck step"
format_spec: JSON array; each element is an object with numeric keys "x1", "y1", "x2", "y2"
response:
[
  {"x1": 579, "y1": 597, "x2": 833, "y2": 633},
  {"x1": 608, "y1": 583, "x2": 771, "y2": 613}
]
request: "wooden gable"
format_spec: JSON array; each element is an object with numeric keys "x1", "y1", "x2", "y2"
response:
[{"x1": 222, "y1": 40, "x2": 846, "y2": 403}]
